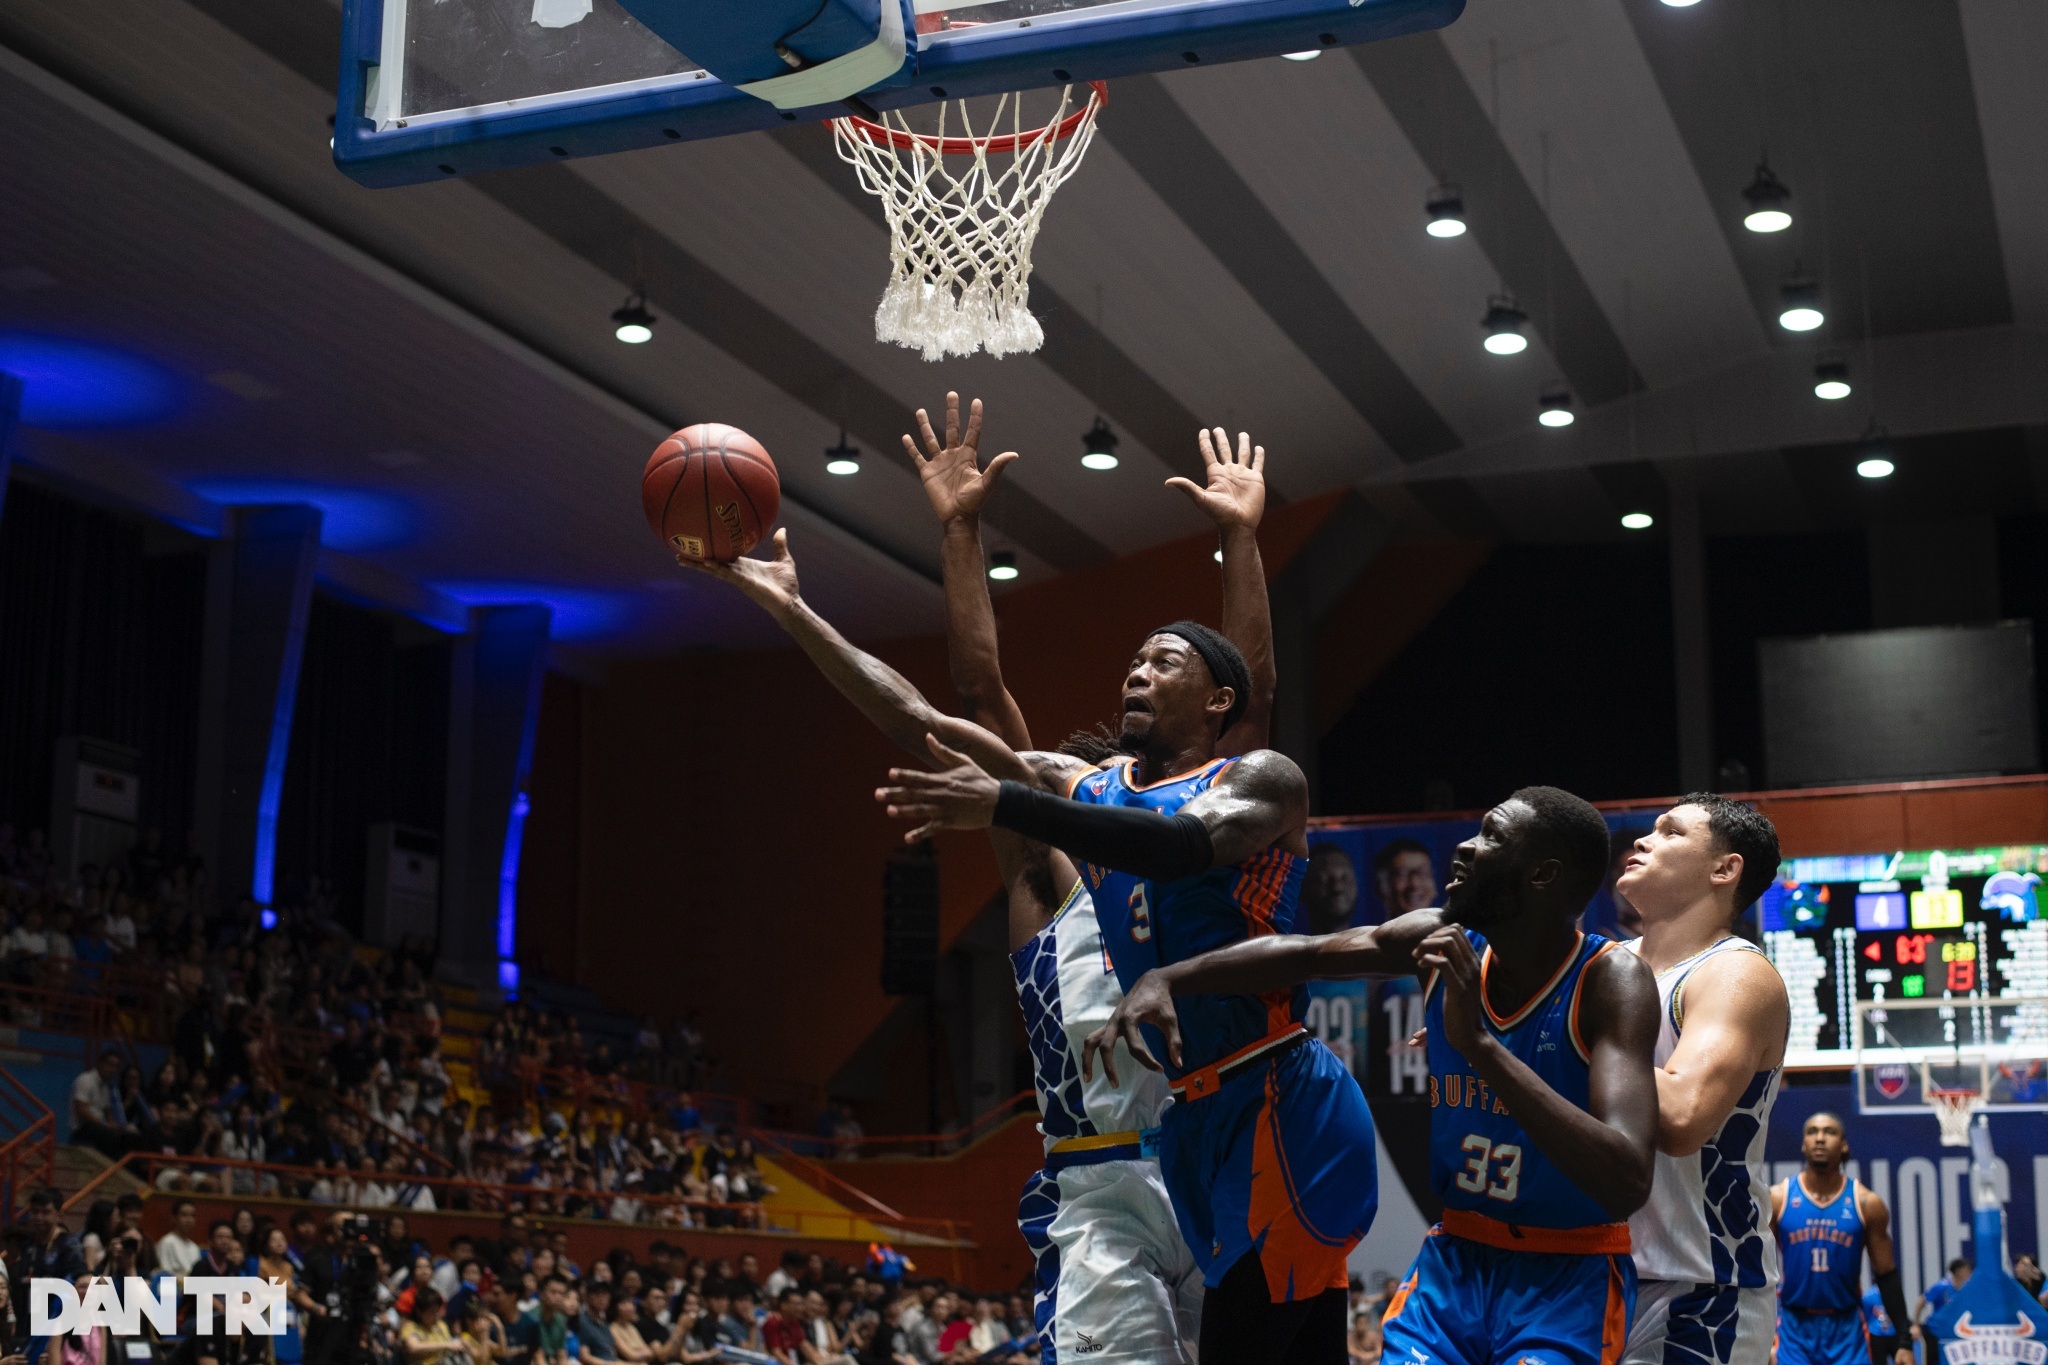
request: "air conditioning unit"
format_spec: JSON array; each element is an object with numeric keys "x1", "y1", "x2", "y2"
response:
[{"x1": 365, "y1": 822, "x2": 440, "y2": 949}]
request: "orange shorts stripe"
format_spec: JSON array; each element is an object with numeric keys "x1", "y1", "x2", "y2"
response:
[
  {"x1": 1440, "y1": 1207, "x2": 1632, "y2": 1256},
  {"x1": 1381, "y1": 1271, "x2": 1420, "y2": 1325},
  {"x1": 1602, "y1": 1255, "x2": 1628, "y2": 1365}
]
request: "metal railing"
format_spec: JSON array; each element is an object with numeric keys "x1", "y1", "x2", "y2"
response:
[
  {"x1": 746, "y1": 1090, "x2": 1037, "y2": 1160},
  {"x1": 0, "y1": 1065, "x2": 58, "y2": 1223},
  {"x1": 57, "y1": 1152, "x2": 970, "y2": 1251}
]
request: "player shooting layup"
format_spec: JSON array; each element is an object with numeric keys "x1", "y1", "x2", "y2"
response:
[
  {"x1": 905, "y1": 396, "x2": 1278, "y2": 1363},
  {"x1": 874, "y1": 582, "x2": 1379, "y2": 1360},
  {"x1": 1771, "y1": 1113, "x2": 1915, "y2": 1365},
  {"x1": 688, "y1": 398, "x2": 1274, "y2": 1364},
  {"x1": 1611, "y1": 795, "x2": 1794, "y2": 1365},
  {"x1": 1077, "y1": 787, "x2": 1661, "y2": 1365}
]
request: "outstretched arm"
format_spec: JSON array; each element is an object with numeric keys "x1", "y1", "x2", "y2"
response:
[
  {"x1": 682, "y1": 531, "x2": 1069, "y2": 791},
  {"x1": 1425, "y1": 932, "x2": 1658, "y2": 1220},
  {"x1": 1649, "y1": 949, "x2": 1788, "y2": 1156},
  {"x1": 1171, "y1": 429, "x2": 1275, "y2": 754},
  {"x1": 907, "y1": 393, "x2": 1081, "y2": 917},
  {"x1": 876, "y1": 745, "x2": 1307, "y2": 873},
  {"x1": 1080, "y1": 909, "x2": 1446, "y2": 1081},
  {"x1": 907, "y1": 393, "x2": 1032, "y2": 753}
]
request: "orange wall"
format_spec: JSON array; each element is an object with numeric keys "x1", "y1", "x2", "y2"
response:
[{"x1": 815, "y1": 1114, "x2": 1045, "y2": 1292}]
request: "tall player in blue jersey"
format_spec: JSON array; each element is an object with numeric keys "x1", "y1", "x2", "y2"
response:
[
  {"x1": 1069, "y1": 788, "x2": 1664, "y2": 1365},
  {"x1": 1772, "y1": 1112, "x2": 1914, "y2": 1365},
  {"x1": 908, "y1": 398, "x2": 1277, "y2": 1364},
  {"x1": 875, "y1": 590, "x2": 1379, "y2": 1360},
  {"x1": 686, "y1": 397, "x2": 1289, "y2": 1362}
]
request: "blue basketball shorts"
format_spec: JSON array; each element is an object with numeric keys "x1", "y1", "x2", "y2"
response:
[{"x1": 1381, "y1": 1227, "x2": 1637, "y2": 1365}]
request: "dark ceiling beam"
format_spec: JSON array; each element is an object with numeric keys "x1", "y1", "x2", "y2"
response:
[
  {"x1": 1350, "y1": 34, "x2": 1642, "y2": 409},
  {"x1": 1619, "y1": 0, "x2": 2009, "y2": 344},
  {"x1": 1405, "y1": 478, "x2": 1508, "y2": 540},
  {"x1": 152, "y1": 0, "x2": 1111, "y2": 572},
  {"x1": 768, "y1": 123, "x2": 1214, "y2": 489},
  {"x1": 1100, "y1": 74, "x2": 1461, "y2": 463},
  {"x1": 1387, "y1": 323, "x2": 2048, "y2": 483}
]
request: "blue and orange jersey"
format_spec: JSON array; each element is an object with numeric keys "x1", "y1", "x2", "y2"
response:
[
  {"x1": 1425, "y1": 930, "x2": 1620, "y2": 1232},
  {"x1": 1778, "y1": 1177, "x2": 1865, "y2": 1312},
  {"x1": 1068, "y1": 755, "x2": 1305, "y2": 1076}
]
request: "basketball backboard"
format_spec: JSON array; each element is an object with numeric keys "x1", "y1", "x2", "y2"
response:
[
  {"x1": 333, "y1": 0, "x2": 1464, "y2": 187},
  {"x1": 1854, "y1": 995, "x2": 2048, "y2": 1117}
]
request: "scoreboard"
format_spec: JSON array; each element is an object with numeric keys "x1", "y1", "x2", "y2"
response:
[{"x1": 1760, "y1": 843, "x2": 2048, "y2": 1068}]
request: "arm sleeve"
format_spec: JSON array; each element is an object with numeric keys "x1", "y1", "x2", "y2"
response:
[
  {"x1": 1876, "y1": 1267, "x2": 1911, "y2": 1351},
  {"x1": 991, "y1": 780, "x2": 1214, "y2": 881}
]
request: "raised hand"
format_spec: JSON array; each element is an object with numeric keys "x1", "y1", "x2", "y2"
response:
[
  {"x1": 904, "y1": 392, "x2": 1019, "y2": 525},
  {"x1": 874, "y1": 733, "x2": 1002, "y2": 842},
  {"x1": 678, "y1": 526, "x2": 801, "y2": 614},
  {"x1": 1081, "y1": 969, "x2": 1183, "y2": 1086},
  {"x1": 1166, "y1": 428, "x2": 1266, "y2": 531}
]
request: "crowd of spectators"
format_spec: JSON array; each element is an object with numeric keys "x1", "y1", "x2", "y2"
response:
[
  {"x1": 9, "y1": 827, "x2": 802, "y2": 1231},
  {"x1": 3, "y1": 1200, "x2": 1043, "y2": 1365}
]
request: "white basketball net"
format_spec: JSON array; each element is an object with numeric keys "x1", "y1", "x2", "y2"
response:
[
  {"x1": 1927, "y1": 1084, "x2": 1984, "y2": 1147},
  {"x1": 832, "y1": 84, "x2": 1105, "y2": 362}
]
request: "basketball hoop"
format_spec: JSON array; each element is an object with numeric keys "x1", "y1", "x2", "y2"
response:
[
  {"x1": 1927, "y1": 1083, "x2": 1985, "y2": 1147},
  {"x1": 833, "y1": 82, "x2": 1108, "y2": 361}
]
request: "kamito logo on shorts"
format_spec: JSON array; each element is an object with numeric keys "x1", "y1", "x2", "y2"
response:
[{"x1": 32, "y1": 1277, "x2": 288, "y2": 1336}]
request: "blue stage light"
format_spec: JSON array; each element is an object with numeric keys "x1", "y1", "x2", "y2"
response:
[
  {"x1": 434, "y1": 581, "x2": 637, "y2": 641},
  {"x1": 186, "y1": 479, "x2": 417, "y2": 552},
  {"x1": 0, "y1": 333, "x2": 179, "y2": 427}
]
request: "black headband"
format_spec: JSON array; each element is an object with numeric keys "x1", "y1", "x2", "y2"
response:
[{"x1": 1152, "y1": 621, "x2": 1250, "y2": 735}]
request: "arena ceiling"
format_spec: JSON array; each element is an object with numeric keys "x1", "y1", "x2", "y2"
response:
[{"x1": 1, "y1": 0, "x2": 2045, "y2": 657}]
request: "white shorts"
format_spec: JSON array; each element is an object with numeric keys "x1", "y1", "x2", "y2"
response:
[
  {"x1": 1623, "y1": 1279, "x2": 1777, "y2": 1365},
  {"x1": 1020, "y1": 1156, "x2": 1202, "y2": 1364}
]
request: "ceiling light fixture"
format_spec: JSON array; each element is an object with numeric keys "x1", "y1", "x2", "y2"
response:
[
  {"x1": 1659, "y1": 0, "x2": 1702, "y2": 6},
  {"x1": 1426, "y1": 185, "x2": 1467, "y2": 238},
  {"x1": 1856, "y1": 423, "x2": 1895, "y2": 479},
  {"x1": 824, "y1": 428, "x2": 861, "y2": 475},
  {"x1": 1482, "y1": 295, "x2": 1529, "y2": 355},
  {"x1": 611, "y1": 292, "x2": 656, "y2": 344},
  {"x1": 1856, "y1": 455, "x2": 1894, "y2": 480},
  {"x1": 1213, "y1": 548, "x2": 1224, "y2": 563},
  {"x1": 1778, "y1": 276, "x2": 1824, "y2": 332},
  {"x1": 987, "y1": 549, "x2": 1019, "y2": 580},
  {"x1": 1538, "y1": 388, "x2": 1576, "y2": 428},
  {"x1": 1741, "y1": 163, "x2": 1793, "y2": 233},
  {"x1": 1620, "y1": 512, "x2": 1655, "y2": 530},
  {"x1": 1282, "y1": 49, "x2": 1321, "y2": 61},
  {"x1": 1080, "y1": 416, "x2": 1120, "y2": 470},
  {"x1": 1813, "y1": 357, "x2": 1852, "y2": 401}
]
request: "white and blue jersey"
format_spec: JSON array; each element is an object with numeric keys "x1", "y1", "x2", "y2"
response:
[
  {"x1": 1012, "y1": 880, "x2": 1171, "y2": 1150},
  {"x1": 1776, "y1": 1177, "x2": 1871, "y2": 1365},
  {"x1": 1011, "y1": 879, "x2": 1199, "y2": 1364},
  {"x1": 1621, "y1": 936, "x2": 1783, "y2": 1365}
]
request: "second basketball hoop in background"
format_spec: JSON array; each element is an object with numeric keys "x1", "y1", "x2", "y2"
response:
[{"x1": 834, "y1": 82, "x2": 1107, "y2": 362}]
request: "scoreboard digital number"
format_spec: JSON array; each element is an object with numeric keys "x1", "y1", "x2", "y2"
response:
[{"x1": 1757, "y1": 844, "x2": 2048, "y2": 1067}]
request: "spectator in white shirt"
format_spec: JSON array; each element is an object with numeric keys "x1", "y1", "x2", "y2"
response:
[
  {"x1": 70, "y1": 1049, "x2": 140, "y2": 1157},
  {"x1": 6, "y1": 907, "x2": 51, "y2": 958},
  {"x1": 155, "y1": 1200, "x2": 204, "y2": 1277}
]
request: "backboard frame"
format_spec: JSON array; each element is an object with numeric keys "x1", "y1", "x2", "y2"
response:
[
  {"x1": 1853, "y1": 994, "x2": 2048, "y2": 1118},
  {"x1": 333, "y1": 0, "x2": 1466, "y2": 187}
]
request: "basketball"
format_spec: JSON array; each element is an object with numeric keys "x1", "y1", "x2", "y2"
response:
[{"x1": 640, "y1": 423, "x2": 781, "y2": 564}]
